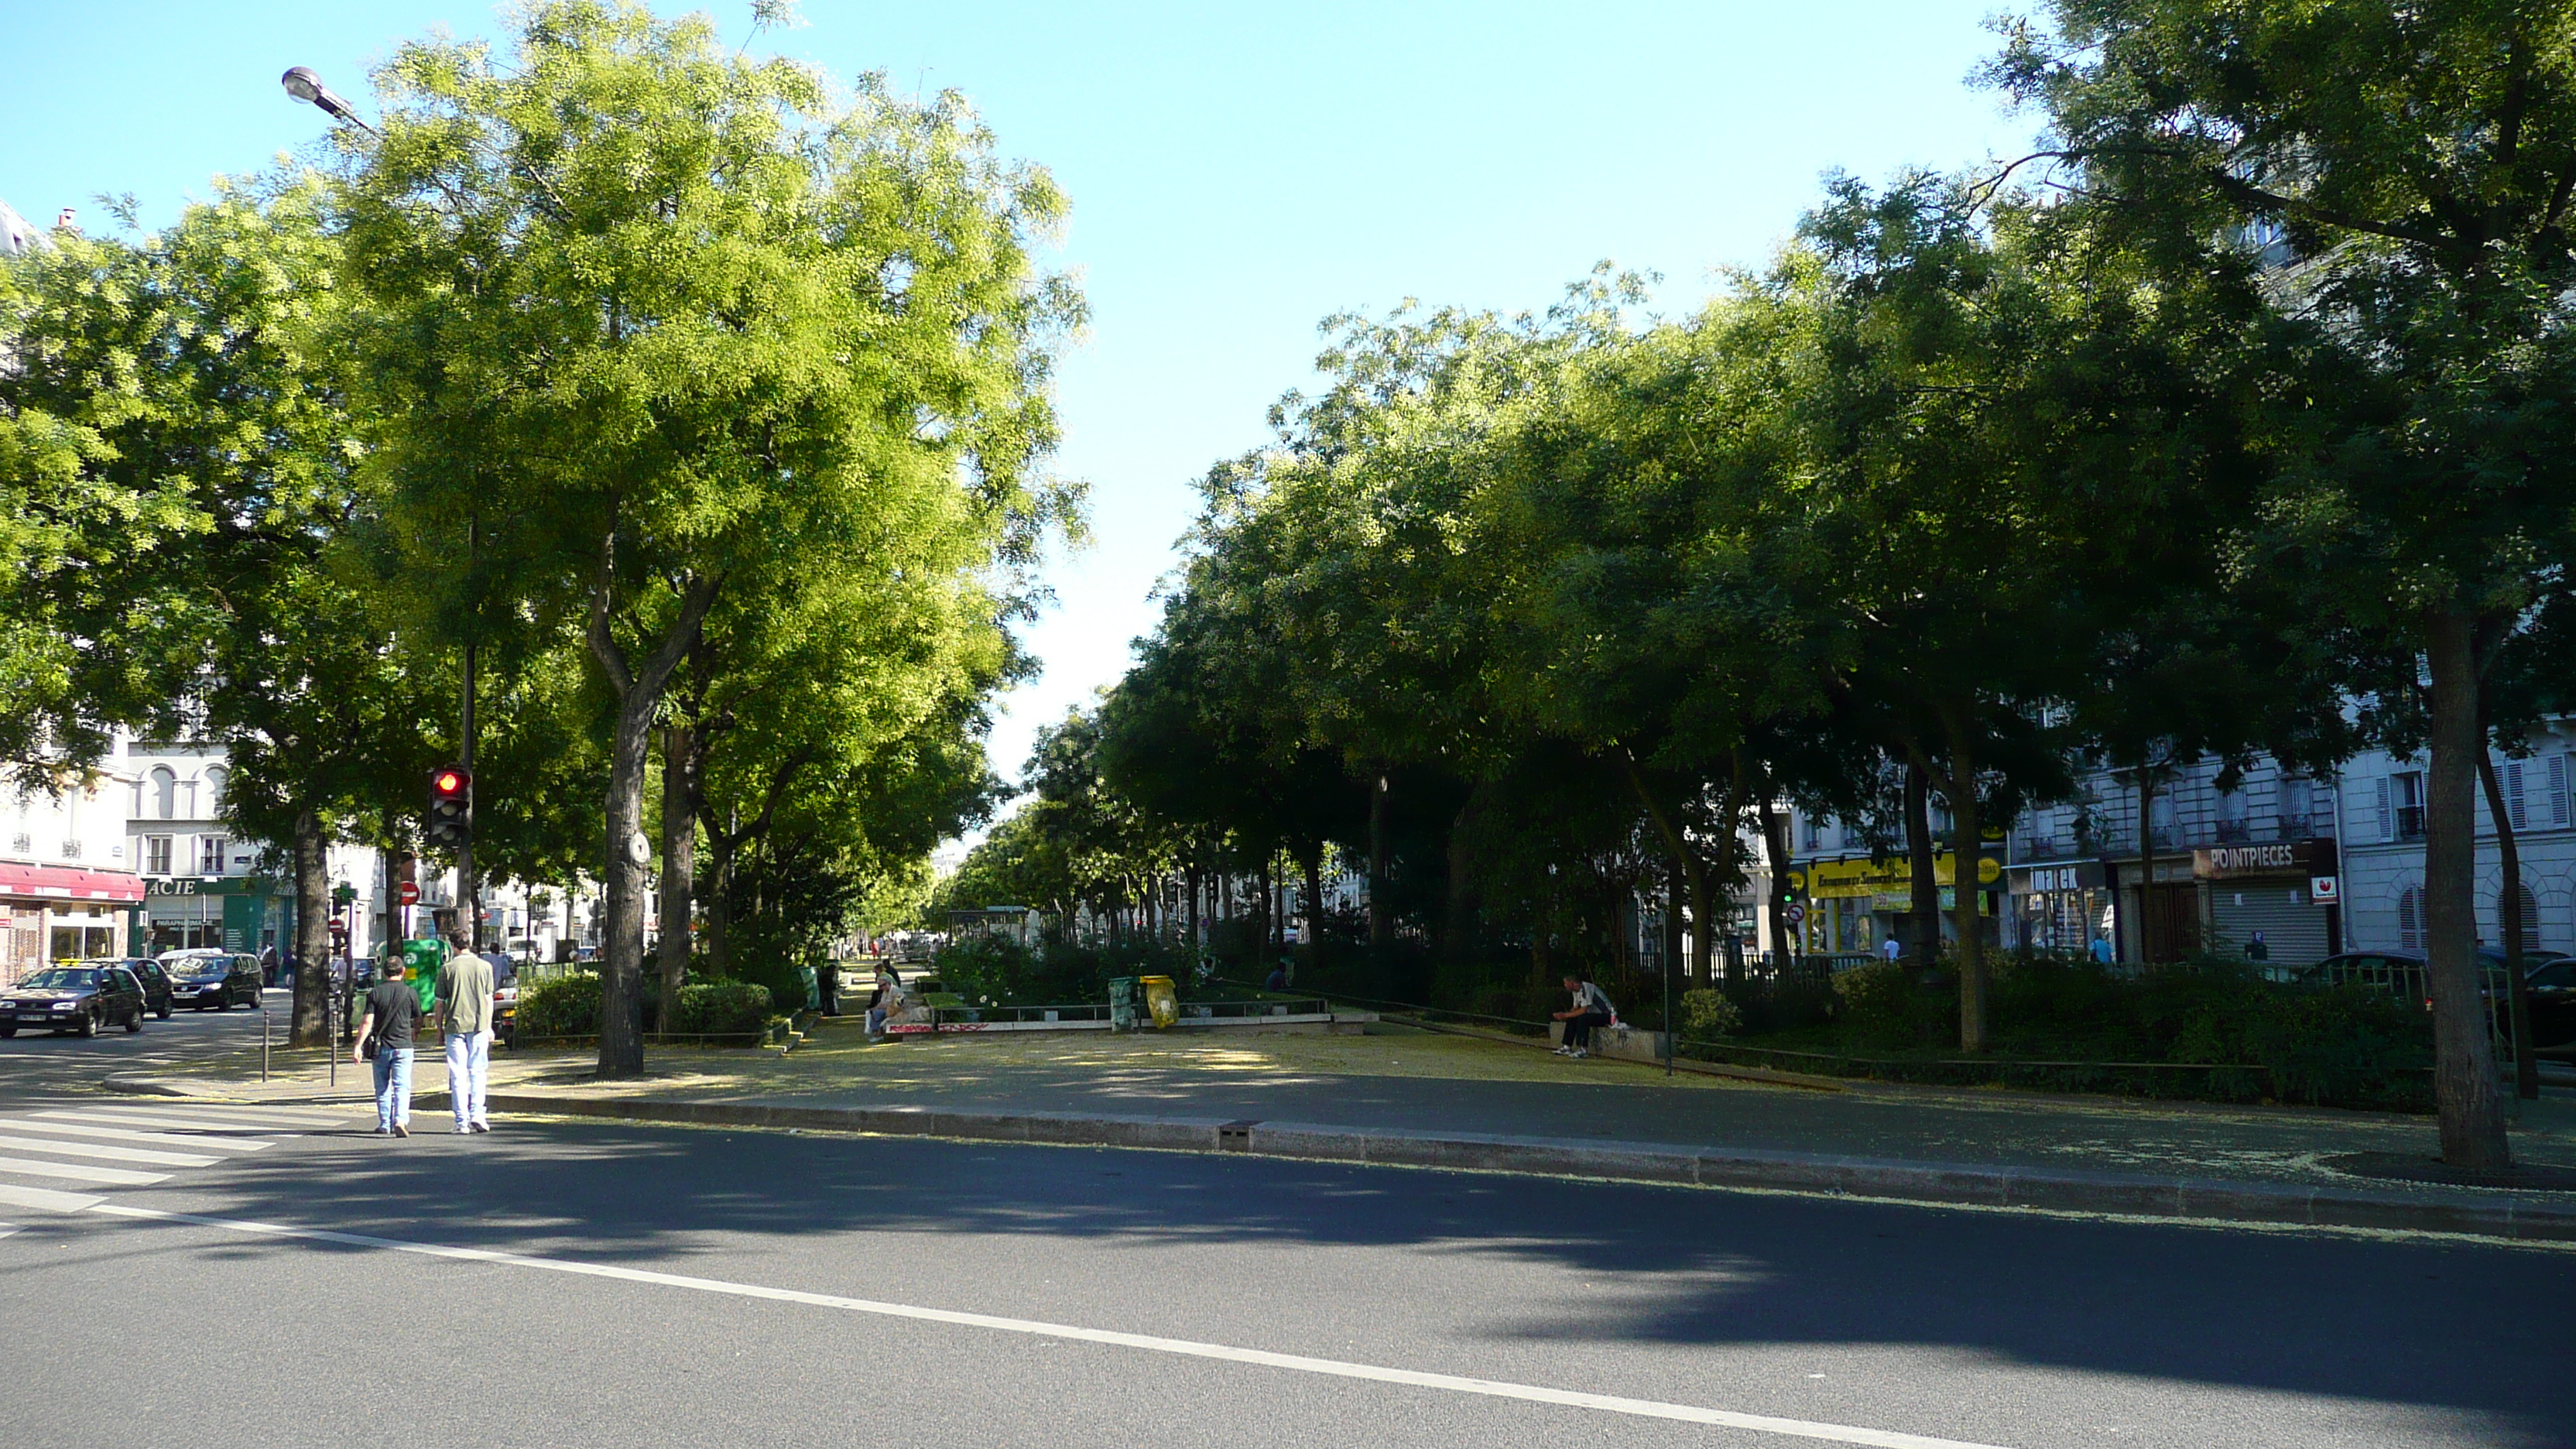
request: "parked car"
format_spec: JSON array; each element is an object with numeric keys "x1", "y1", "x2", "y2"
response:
[
  {"x1": 0, "y1": 964, "x2": 149, "y2": 1037},
  {"x1": 157, "y1": 950, "x2": 264, "y2": 1010},
  {"x1": 2519, "y1": 957, "x2": 2576, "y2": 1050},
  {"x1": 83, "y1": 957, "x2": 173, "y2": 1019},
  {"x1": 2300, "y1": 948, "x2": 2575, "y2": 1041}
]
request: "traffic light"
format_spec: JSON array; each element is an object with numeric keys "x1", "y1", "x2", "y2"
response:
[{"x1": 427, "y1": 766, "x2": 473, "y2": 851}]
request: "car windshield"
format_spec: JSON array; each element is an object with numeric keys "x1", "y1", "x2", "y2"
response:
[
  {"x1": 2530, "y1": 961, "x2": 2576, "y2": 989},
  {"x1": 167, "y1": 958, "x2": 228, "y2": 979},
  {"x1": 19, "y1": 968, "x2": 98, "y2": 990}
]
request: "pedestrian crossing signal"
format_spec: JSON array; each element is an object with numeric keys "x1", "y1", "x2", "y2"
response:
[{"x1": 427, "y1": 766, "x2": 473, "y2": 851}]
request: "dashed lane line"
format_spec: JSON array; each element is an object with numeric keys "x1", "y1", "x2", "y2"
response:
[{"x1": 89, "y1": 1202, "x2": 2018, "y2": 1449}]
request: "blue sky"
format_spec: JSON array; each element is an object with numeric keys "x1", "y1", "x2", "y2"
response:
[{"x1": 3, "y1": 1, "x2": 2041, "y2": 849}]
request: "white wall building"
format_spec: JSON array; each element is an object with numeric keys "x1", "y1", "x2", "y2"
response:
[{"x1": 2, "y1": 764, "x2": 144, "y2": 985}]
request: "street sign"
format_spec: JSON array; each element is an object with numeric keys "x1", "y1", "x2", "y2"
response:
[
  {"x1": 398, "y1": 881, "x2": 420, "y2": 906},
  {"x1": 1785, "y1": 902, "x2": 1806, "y2": 927},
  {"x1": 2310, "y1": 875, "x2": 2340, "y2": 903}
]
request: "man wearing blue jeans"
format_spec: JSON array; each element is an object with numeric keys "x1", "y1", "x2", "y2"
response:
[
  {"x1": 354, "y1": 958, "x2": 421, "y2": 1136},
  {"x1": 437, "y1": 938, "x2": 496, "y2": 1134}
]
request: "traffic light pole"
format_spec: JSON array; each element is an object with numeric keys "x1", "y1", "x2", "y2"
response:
[{"x1": 460, "y1": 638, "x2": 478, "y2": 951}]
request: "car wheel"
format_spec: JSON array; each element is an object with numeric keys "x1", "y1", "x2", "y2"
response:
[
  {"x1": 157, "y1": 1005, "x2": 172, "y2": 1019},
  {"x1": 211, "y1": 995, "x2": 229, "y2": 1012},
  {"x1": 125, "y1": 1011, "x2": 142, "y2": 1033},
  {"x1": 76, "y1": 1011, "x2": 97, "y2": 1039}
]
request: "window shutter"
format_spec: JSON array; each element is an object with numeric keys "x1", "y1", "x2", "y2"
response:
[
  {"x1": 2399, "y1": 887, "x2": 2421, "y2": 951},
  {"x1": 2553, "y1": 753, "x2": 2571, "y2": 828},
  {"x1": 2376, "y1": 778, "x2": 2394, "y2": 841},
  {"x1": 2507, "y1": 759, "x2": 2529, "y2": 831}
]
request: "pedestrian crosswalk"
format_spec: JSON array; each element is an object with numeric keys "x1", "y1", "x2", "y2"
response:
[{"x1": 0, "y1": 1100, "x2": 364, "y2": 1218}]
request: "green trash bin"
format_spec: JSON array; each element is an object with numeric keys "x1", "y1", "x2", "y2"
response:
[{"x1": 1108, "y1": 976, "x2": 1137, "y2": 1032}]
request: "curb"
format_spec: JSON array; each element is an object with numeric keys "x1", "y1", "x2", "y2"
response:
[{"x1": 478, "y1": 1091, "x2": 2576, "y2": 1245}]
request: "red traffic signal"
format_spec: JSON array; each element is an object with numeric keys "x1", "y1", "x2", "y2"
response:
[{"x1": 427, "y1": 765, "x2": 474, "y2": 851}]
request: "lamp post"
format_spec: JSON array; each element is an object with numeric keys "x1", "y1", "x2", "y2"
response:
[
  {"x1": 282, "y1": 66, "x2": 482, "y2": 950},
  {"x1": 279, "y1": 67, "x2": 379, "y2": 135}
]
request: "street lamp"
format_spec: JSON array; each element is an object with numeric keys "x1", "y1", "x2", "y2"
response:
[{"x1": 279, "y1": 67, "x2": 379, "y2": 135}]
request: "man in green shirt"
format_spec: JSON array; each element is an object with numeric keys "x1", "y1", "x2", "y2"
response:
[{"x1": 437, "y1": 935, "x2": 497, "y2": 1135}]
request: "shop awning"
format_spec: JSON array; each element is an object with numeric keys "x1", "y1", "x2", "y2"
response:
[{"x1": 0, "y1": 862, "x2": 146, "y2": 904}]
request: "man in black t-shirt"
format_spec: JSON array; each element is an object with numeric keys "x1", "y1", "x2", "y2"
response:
[{"x1": 354, "y1": 960, "x2": 422, "y2": 1137}]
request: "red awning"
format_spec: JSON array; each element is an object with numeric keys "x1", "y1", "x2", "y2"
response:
[{"x1": 0, "y1": 862, "x2": 146, "y2": 904}]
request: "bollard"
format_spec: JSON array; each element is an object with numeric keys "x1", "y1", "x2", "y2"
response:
[{"x1": 262, "y1": 1000, "x2": 271, "y2": 1084}]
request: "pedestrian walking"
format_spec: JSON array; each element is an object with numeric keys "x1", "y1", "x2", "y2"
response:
[
  {"x1": 1881, "y1": 934, "x2": 1903, "y2": 963},
  {"x1": 1550, "y1": 974, "x2": 1614, "y2": 1060},
  {"x1": 353, "y1": 957, "x2": 420, "y2": 1137},
  {"x1": 437, "y1": 934, "x2": 496, "y2": 1134}
]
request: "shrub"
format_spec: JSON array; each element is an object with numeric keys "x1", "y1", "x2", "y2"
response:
[
  {"x1": 669, "y1": 980, "x2": 772, "y2": 1037},
  {"x1": 1679, "y1": 988, "x2": 1741, "y2": 1040},
  {"x1": 517, "y1": 971, "x2": 601, "y2": 1036},
  {"x1": 512, "y1": 972, "x2": 774, "y2": 1040}
]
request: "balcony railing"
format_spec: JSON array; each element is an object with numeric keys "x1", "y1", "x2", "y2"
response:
[
  {"x1": 2212, "y1": 819, "x2": 2252, "y2": 844},
  {"x1": 2396, "y1": 805, "x2": 2427, "y2": 840}
]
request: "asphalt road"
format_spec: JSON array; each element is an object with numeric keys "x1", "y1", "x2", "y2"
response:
[
  {"x1": 0, "y1": 985, "x2": 294, "y2": 1097},
  {"x1": 0, "y1": 1091, "x2": 2566, "y2": 1449}
]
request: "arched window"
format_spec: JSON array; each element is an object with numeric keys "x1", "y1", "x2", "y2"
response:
[
  {"x1": 149, "y1": 767, "x2": 176, "y2": 821},
  {"x1": 2398, "y1": 886, "x2": 2423, "y2": 951},
  {"x1": 2499, "y1": 883, "x2": 2543, "y2": 952},
  {"x1": 201, "y1": 766, "x2": 225, "y2": 817}
]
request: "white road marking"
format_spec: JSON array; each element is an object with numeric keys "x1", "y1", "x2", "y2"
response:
[
  {"x1": 93, "y1": 1204, "x2": 2015, "y2": 1449},
  {"x1": 0, "y1": 1118, "x2": 273, "y2": 1151},
  {"x1": 37, "y1": 1111, "x2": 300, "y2": 1136},
  {"x1": 0, "y1": 1183, "x2": 98, "y2": 1213},
  {"x1": 0, "y1": 1134, "x2": 217, "y2": 1167},
  {"x1": 0, "y1": 1156, "x2": 166, "y2": 1186},
  {"x1": 80, "y1": 1103, "x2": 353, "y2": 1127}
]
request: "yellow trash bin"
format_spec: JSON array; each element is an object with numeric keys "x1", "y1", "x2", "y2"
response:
[{"x1": 1139, "y1": 975, "x2": 1180, "y2": 1029}]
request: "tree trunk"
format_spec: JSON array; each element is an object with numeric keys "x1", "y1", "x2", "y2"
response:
[
  {"x1": 1187, "y1": 864, "x2": 1202, "y2": 949},
  {"x1": 2425, "y1": 608, "x2": 2511, "y2": 1167},
  {"x1": 2476, "y1": 747, "x2": 2540, "y2": 1101},
  {"x1": 656, "y1": 721, "x2": 696, "y2": 1033},
  {"x1": 598, "y1": 693, "x2": 656, "y2": 1075},
  {"x1": 1445, "y1": 790, "x2": 1485, "y2": 966},
  {"x1": 289, "y1": 807, "x2": 331, "y2": 1047},
  {"x1": 1935, "y1": 718, "x2": 1989, "y2": 1053},
  {"x1": 587, "y1": 567, "x2": 716, "y2": 1080},
  {"x1": 1906, "y1": 761, "x2": 1939, "y2": 972},
  {"x1": 1368, "y1": 771, "x2": 1391, "y2": 949},
  {"x1": 1614, "y1": 751, "x2": 1712, "y2": 990}
]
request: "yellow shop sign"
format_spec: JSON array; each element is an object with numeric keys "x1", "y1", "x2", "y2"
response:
[{"x1": 1790, "y1": 852, "x2": 2002, "y2": 900}]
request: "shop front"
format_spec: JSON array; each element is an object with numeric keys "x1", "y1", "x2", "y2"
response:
[
  {"x1": 0, "y1": 862, "x2": 146, "y2": 985},
  {"x1": 1792, "y1": 850, "x2": 2005, "y2": 956},
  {"x1": 2014, "y1": 862, "x2": 2112, "y2": 957},
  {"x1": 2196, "y1": 838, "x2": 2338, "y2": 970},
  {"x1": 142, "y1": 875, "x2": 294, "y2": 957}
]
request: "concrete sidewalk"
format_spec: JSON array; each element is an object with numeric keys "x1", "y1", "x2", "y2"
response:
[{"x1": 106, "y1": 1018, "x2": 2576, "y2": 1244}]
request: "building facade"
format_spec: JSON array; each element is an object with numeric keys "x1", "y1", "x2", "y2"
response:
[{"x1": 2, "y1": 766, "x2": 146, "y2": 985}]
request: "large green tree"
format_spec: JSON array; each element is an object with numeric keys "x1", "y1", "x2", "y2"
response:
[
  {"x1": 335, "y1": 2, "x2": 1077, "y2": 1075},
  {"x1": 1992, "y1": 0, "x2": 2576, "y2": 1166}
]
